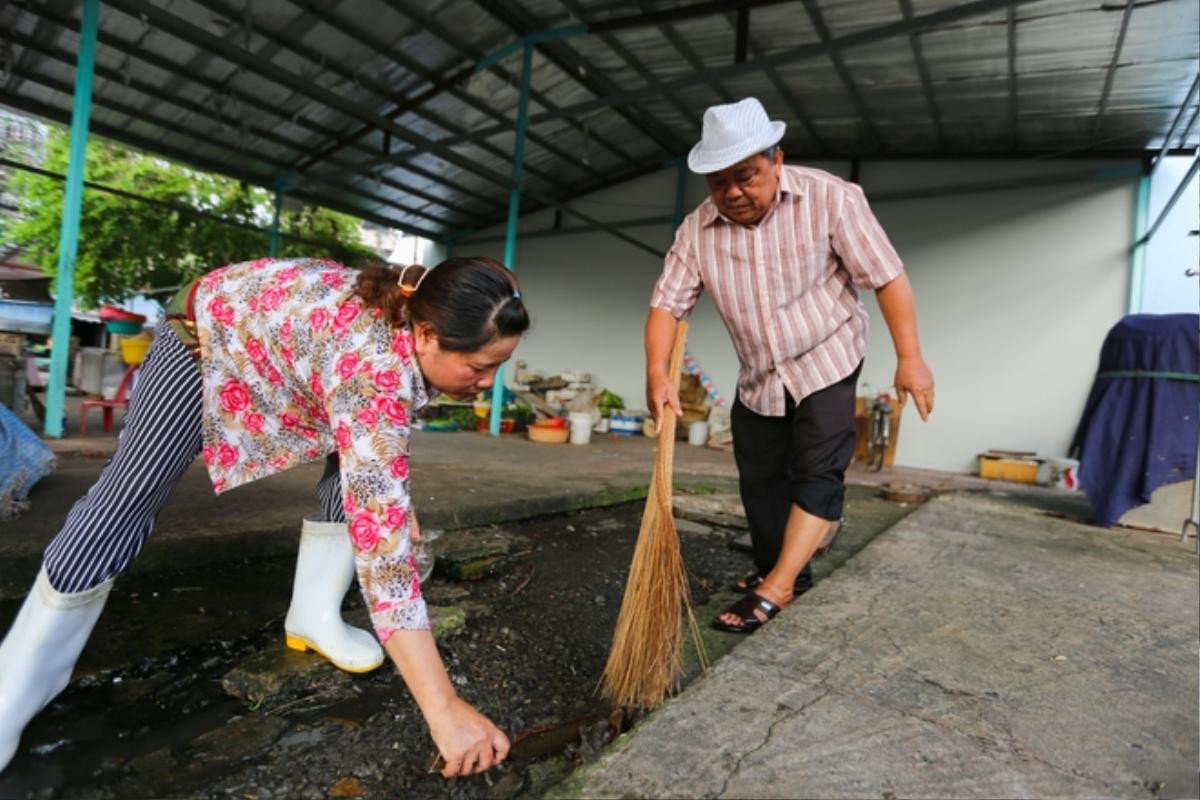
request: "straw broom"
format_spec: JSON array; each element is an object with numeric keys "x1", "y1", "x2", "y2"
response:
[{"x1": 600, "y1": 320, "x2": 708, "y2": 710}]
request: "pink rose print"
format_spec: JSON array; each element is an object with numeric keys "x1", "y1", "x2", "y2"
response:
[
  {"x1": 207, "y1": 296, "x2": 235, "y2": 326},
  {"x1": 310, "y1": 373, "x2": 325, "y2": 399},
  {"x1": 344, "y1": 494, "x2": 357, "y2": 513},
  {"x1": 245, "y1": 337, "x2": 268, "y2": 363},
  {"x1": 213, "y1": 478, "x2": 226, "y2": 492},
  {"x1": 373, "y1": 369, "x2": 400, "y2": 393},
  {"x1": 336, "y1": 353, "x2": 359, "y2": 381},
  {"x1": 406, "y1": 555, "x2": 422, "y2": 600},
  {"x1": 244, "y1": 412, "x2": 265, "y2": 434},
  {"x1": 390, "y1": 456, "x2": 408, "y2": 479},
  {"x1": 350, "y1": 511, "x2": 381, "y2": 552},
  {"x1": 248, "y1": 297, "x2": 259, "y2": 312},
  {"x1": 270, "y1": 456, "x2": 289, "y2": 469},
  {"x1": 391, "y1": 330, "x2": 413, "y2": 361},
  {"x1": 373, "y1": 600, "x2": 395, "y2": 613},
  {"x1": 357, "y1": 408, "x2": 378, "y2": 426},
  {"x1": 304, "y1": 447, "x2": 320, "y2": 459},
  {"x1": 218, "y1": 378, "x2": 251, "y2": 413},
  {"x1": 376, "y1": 627, "x2": 396, "y2": 644},
  {"x1": 374, "y1": 396, "x2": 408, "y2": 427},
  {"x1": 309, "y1": 308, "x2": 331, "y2": 330},
  {"x1": 202, "y1": 446, "x2": 215, "y2": 465},
  {"x1": 216, "y1": 443, "x2": 239, "y2": 468},
  {"x1": 332, "y1": 300, "x2": 361, "y2": 331},
  {"x1": 249, "y1": 258, "x2": 273, "y2": 270},
  {"x1": 314, "y1": 406, "x2": 330, "y2": 424},
  {"x1": 281, "y1": 412, "x2": 300, "y2": 428},
  {"x1": 384, "y1": 505, "x2": 407, "y2": 531},
  {"x1": 280, "y1": 345, "x2": 295, "y2": 367},
  {"x1": 275, "y1": 266, "x2": 300, "y2": 282},
  {"x1": 259, "y1": 286, "x2": 287, "y2": 312},
  {"x1": 321, "y1": 271, "x2": 346, "y2": 289},
  {"x1": 335, "y1": 421, "x2": 352, "y2": 450},
  {"x1": 266, "y1": 365, "x2": 284, "y2": 386},
  {"x1": 280, "y1": 320, "x2": 292, "y2": 339}
]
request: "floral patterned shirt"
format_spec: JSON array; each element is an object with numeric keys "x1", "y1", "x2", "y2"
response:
[{"x1": 192, "y1": 257, "x2": 430, "y2": 640}]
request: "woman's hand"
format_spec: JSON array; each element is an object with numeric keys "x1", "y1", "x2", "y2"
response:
[{"x1": 426, "y1": 696, "x2": 510, "y2": 778}]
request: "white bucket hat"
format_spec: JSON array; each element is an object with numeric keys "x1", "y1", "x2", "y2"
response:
[{"x1": 687, "y1": 97, "x2": 786, "y2": 174}]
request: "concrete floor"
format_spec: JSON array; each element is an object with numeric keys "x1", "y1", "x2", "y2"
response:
[
  {"x1": 4, "y1": 400, "x2": 1197, "y2": 798},
  {"x1": 557, "y1": 492, "x2": 1200, "y2": 799}
]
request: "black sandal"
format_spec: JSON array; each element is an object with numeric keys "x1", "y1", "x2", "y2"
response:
[
  {"x1": 733, "y1": 572, "x2": 813, "y2": 597},
  {"x1": 712, "y1": 591, "x2": 781, "y2": 634},
  {"x1": 731, "y1": 572, "x2": 764, "y2": 592}
]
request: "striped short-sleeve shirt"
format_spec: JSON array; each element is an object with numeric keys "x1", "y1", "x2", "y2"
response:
[{"x1": 650, "y1": 165, "x2": 904, "y2": 417}]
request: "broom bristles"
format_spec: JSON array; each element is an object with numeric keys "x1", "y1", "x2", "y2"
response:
[{"x1": 600, "y1": 321, "x2": 709, "y2": 710}]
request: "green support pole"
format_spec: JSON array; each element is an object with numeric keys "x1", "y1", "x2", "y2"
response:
[
  {"x1": 490, "y1": 43, "x2": 533, "y2": 437},
  {"x1": 1128, "y1": 174, "x2": 1151, "y2": 315},
  {"x1": 44, "y1": 0, "x2": 100, "y2": 438},
  {"x1": 269, "y1": 187, "x2": 283, "y2": 257}
]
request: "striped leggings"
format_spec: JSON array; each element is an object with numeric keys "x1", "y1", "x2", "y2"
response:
[{"x1": 43, "y1": 325, "x2": 345, "y2": 594}]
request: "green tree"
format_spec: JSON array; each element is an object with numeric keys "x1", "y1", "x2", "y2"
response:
[{"x1": 7, "y1": 128, "x2": 377, "y2": 307}]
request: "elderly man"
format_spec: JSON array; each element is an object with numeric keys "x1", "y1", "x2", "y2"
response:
[{"x1": 646, "y1": 97, "x2": 935, "y2": 633}]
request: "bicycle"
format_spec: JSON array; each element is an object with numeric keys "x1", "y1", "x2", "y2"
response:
[{"x1": 865, "y1": 391, "x2": 893, "y2": 471}]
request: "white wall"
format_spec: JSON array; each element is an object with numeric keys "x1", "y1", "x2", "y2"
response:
[{"x1": 459, "y1": 159, "x2": 1136, "y2": 473}]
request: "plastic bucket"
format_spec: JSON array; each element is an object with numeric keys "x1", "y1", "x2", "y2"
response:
[
  {"x1": 568, "y1": 412, "x2": 593, "y2": 445},
  {"x1": 120, "y1": 335, "x2": 152, "y2": 365},
  {"x1": 687, "y1": 420, "x2": 709, "y2": 446}
]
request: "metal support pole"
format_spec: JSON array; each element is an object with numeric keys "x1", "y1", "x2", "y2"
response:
[
  {"x1": 44, "y1": 0, "x2": 100, "y2": 438},
  {"x1": 269, "y1": 187, "x2": 283, "y2": 257},
  {"x1": 490, "y1": 43, "x2": 533, "y2": 436},
  {"x1": 1127, "y1": 173, "x2": 1151, "y2": 315}
]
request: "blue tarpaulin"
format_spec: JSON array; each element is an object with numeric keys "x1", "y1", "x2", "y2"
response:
[
  {"x1": 0, "y1": 400, "x2": 55, "y2": 520},
  {"x1": 1071, "y1": 314, "x2": 1199, "y2": 527}
]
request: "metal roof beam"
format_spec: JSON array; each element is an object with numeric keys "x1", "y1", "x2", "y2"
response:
[
  {"x1": 102, "y1": 0, "x2": 526, "y2": 198},
  {"x1": 21, "y1": 3, "x2": 506, "y2": 216},
  {"x1": 2, "y1": 68, "x2": 456, "y2": 232},
  {"x1": 0, "y1": 157, "x2": 387, "y2": 258},
  {"x1": 306, "y1": 0, "x2": 641, "y2": 176},
  {"x1": 800, "y1": 0, "x2": 880, "y2": 150},
  {"x1": 1151, "y1": 72, "x2": 1200, "y2": 172},
  {"x1": 470, "y1": 0, "x2": 688, "y2": 155},
  {"x1": 277, "y1": 1, "x2": 606, "y2": 185},
  {"x1": 0, "y1": 89, "x2": 440, "y2": 239},
  {"x1": 1, "y1": 30, "x2": 470, "y2": 230},
  {"x1": 1092, "y1": 0, "x2": 1135, "y2": 140},
  {"x1": 711, "y1": 6, "x2": 829, "y2": 153},
  {"x1": 559, "y1": 0, "x2": 702, "y2": 134},
  {"x1": 514, "y1": 0, "x2": 1040, "y2": 126},
  {"x1": 897, "y1": 0, "x2": 945, "y2": 151},
  {"x1": 1007, "y1": 4, "x2": 1018, "y2": 149},
  {"x1": 183, "y1": 0, "x2": 577, "y2": 195}
]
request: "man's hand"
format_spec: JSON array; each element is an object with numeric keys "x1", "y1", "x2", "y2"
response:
[
  {"x1": 646, "y1": 370, "x2": 682, "y2": 435},
  {"x1": 894, "y1": 357, "x2": 934, "y2": 421}
]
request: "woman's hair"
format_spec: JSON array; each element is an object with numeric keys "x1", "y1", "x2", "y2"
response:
[{"x1": 354, "y1": 256, "x2": 530, "y2": 352}]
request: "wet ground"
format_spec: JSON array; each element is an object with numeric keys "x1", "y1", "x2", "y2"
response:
[{"x1": 0, "y1": 487, "x2": 917, "y2": 800}]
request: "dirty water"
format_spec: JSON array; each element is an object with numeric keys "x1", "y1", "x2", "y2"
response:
[{"x1": 0, "y1": 487, "x2": 917, "y2": 800}]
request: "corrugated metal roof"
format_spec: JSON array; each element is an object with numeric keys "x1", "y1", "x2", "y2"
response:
[{"x1": 0, "y1": 0, "x2": 1195, "y2": 242}]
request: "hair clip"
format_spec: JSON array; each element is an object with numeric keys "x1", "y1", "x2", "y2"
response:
[
  {"x1": 512, "y1": 291, "x2": 521, "y2": 300},
  {"x1": 398, "y1": 264, "x2": 430, "y2": 298}
]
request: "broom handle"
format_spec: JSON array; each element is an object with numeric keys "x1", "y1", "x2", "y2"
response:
[{"x1": 654, "y1": 320, "x2": 689, "y2": 488}]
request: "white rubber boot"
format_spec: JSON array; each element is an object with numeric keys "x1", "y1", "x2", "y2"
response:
[
  {"x1": 284, "y1": 518, "x2": 384, "y2": 673},
  {"x1": 0, "y1": 567, "x2": 112, "y2": 772}
]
